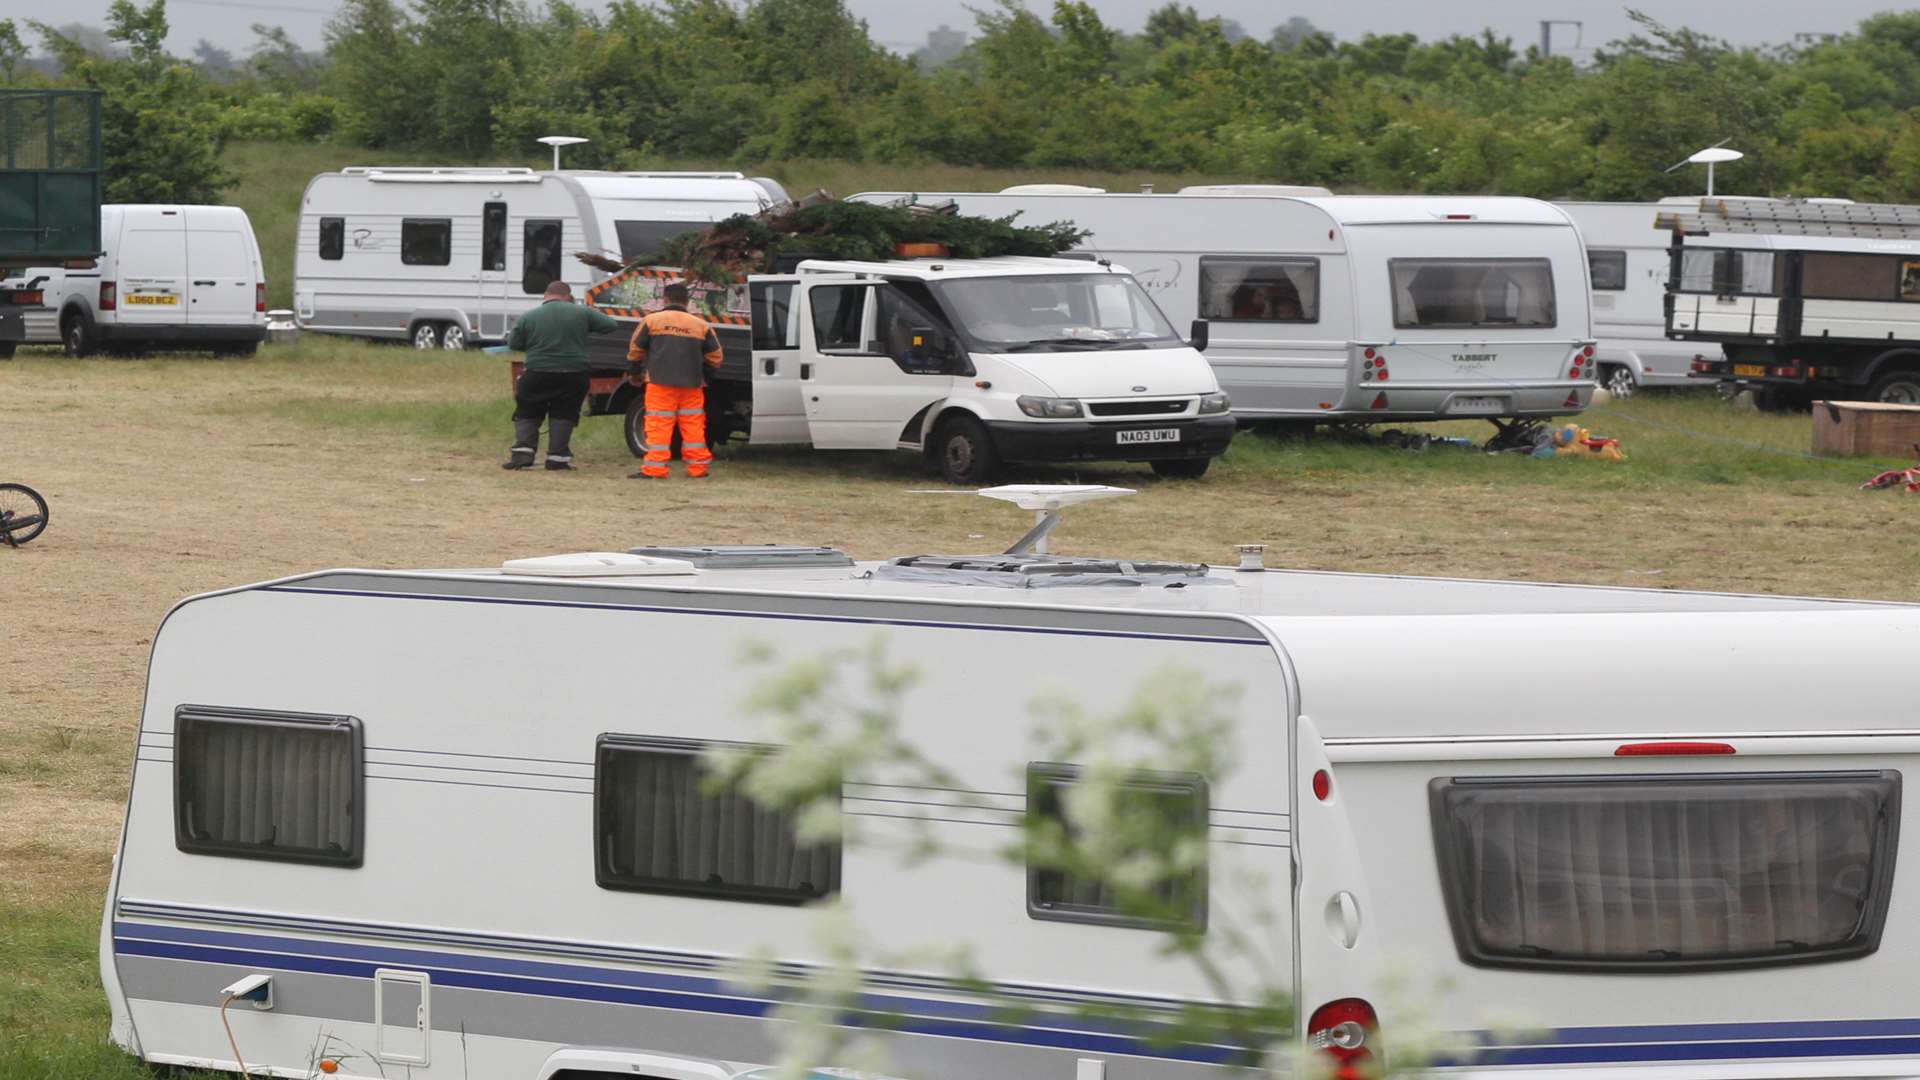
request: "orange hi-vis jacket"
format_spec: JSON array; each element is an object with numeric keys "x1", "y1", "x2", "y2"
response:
[{"x1": 627, "y1": 306, "x2": 723, "y2": 388}]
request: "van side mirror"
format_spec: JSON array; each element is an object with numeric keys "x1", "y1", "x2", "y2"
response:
[{"x1": 1189, "y1": 319, "x2": 1209, "y2": 352}]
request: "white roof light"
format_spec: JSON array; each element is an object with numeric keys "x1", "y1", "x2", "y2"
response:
[{"x1": 501, "y1": 552, "x2": 697, "y2": 577}]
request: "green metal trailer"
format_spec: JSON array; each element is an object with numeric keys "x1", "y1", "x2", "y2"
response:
[{"x1": 1, "y1": 89, "x2": 104, "y2": 356}]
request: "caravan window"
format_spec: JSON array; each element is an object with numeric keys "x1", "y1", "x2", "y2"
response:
[
  {"x1": 522, "y1": 219, "x2": 563, "y2": 295},
  {"x1": 1391, "y1": 259, "x2": 1556, "y2": 329},
  {"x1": 1026, "y1": 763, "x2": 1208, "y2": 932},
  {"x1": 482, "y1": 202, "x2": 507, "y2": 272},
  {"x1": 615, "y1": 220, "x2": 696, "y2": 262},
  {"x1": 401, "y1": 219, "x2": 451, "y2": 266},
  {"x1": 1430, "y1": 772, "x2": 1901, "y2": 972},
  {"x1": 1588, "y1": 249, "x2": 1627, "y2": 291},
  {"x1": 594, "y1": 736, "x2": 840, "y2": 904},
  {"x1": 1199, "y1": 257, "x2": 1319, "y2": 322},
  {"x1": 318, "y1": 217, "x2": 344, "y2": 261},
  {"x1": 1678, "y1": 248, "x2": 1778, "y2": 296},
  {"x1": 173, "y1": 707, "x2": 364, "y2": 867}
]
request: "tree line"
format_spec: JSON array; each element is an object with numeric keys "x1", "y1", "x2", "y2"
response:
[{"x1": 10, "y1": 0, "x2": 1920, "y2": 206}]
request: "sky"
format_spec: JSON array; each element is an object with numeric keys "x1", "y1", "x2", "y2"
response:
[{"x1": 14, "y1": 0, "x2": 1910, "y2": 58}]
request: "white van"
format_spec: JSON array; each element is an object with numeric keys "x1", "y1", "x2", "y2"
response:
[
  {"x1": 102, "y1": 520, "x2": 1920, "y2": 1080},
  {"x1": 851, "y1": 188, "x2": 1596, "y2": 426},
  {"x1": 585, "y1": 257, "x2": 1235, "y2": 480},
  {"x1": 24, "y1": 205, "x2": 266, "y2": 356},
  {"x1": 293, "y1": 168, "x2": 786, "y2": 350}
]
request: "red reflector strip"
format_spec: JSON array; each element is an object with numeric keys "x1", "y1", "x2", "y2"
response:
[
  {"x1": 1370, "y1": 392, "x2": 1387, "y2": 409},
  {"x1": 1615, "y1": 741, "x2": 1736, "y2": 756}
]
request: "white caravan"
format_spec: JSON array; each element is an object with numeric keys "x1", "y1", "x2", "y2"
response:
[
  {"x1": 586, "y1": 257, "x2": 1235, "y2": 481},
  {"x1": 1555, "y1": 200, "x2": 1719, "y2": 396},
  {"x1": 5, "y1": 205, "x2": 266, "y2": 355},
  {"x1": 292, "y1": 169, "x2": 786, "y2": 350},
  {"x1": 851, "y1": 188, "x2": 1596, "y2": 426},
  {"x1": 103, "y1": 515, "x2": 1920, "y2": 1080}
]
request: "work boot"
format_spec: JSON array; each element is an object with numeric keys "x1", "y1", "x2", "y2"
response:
[
  {"x1": 503, "y1": 447, "x2": 535, "y2": 470},
  {"x1": 629, "y1": 470, "x2": 664, "y2": 479},
  {"x1": 545, "y1": 458, "x2": 573, "y2": 471},
  {"x1": 547, "y1": 418, "x2": 578, "y2": 461}
]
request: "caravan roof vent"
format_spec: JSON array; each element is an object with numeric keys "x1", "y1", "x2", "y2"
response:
[
  {"x1": 869, "y1": 553, "x2": 1218, "y2": 589},
  {"x1": 625, "y1": 544, "x2": 853, "y2": 569},
  {"x1": 1177, "y1": 184, "x2": 1335, "y2": 197},
  {"x1": 502, "y1": 552, "x2": 697, "y2": 577},
  {"x1": 999, "y1": 184, "x2": 1108, "y2": 195}
]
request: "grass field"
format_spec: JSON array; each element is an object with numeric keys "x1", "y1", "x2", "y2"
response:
[
  {"x1": 219, "y1": 140, "x2": 1255, "y2": 308},
  {"x1": 3, "y1": 336, "x2": 1918, "y2": 1076}
]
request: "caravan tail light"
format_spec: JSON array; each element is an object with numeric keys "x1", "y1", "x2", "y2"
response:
[
  {"x1": 256, "y1": 282, "x2": 267, "y2": 312},
  {"x1": 1616, "y1": 741, "x2": 1736, "y2": 756},
  {"x1": 99, "y1": 281, "x2": 117, "y2": 310},
  {"x1": 1583, "y1": 345, "x2": 1595, "y2": 359},
  {"x1": 1308, "y1": 998, "x2": 1379, "y2": 1080}
]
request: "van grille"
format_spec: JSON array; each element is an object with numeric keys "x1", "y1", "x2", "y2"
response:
[{"x1": 1088, "y1": 399, "x2": 1188, "y2": 417}]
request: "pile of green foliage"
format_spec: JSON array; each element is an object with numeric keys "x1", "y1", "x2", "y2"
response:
[{"x1": 655, "y1": 201, "x2": 1088, "y2": 284}]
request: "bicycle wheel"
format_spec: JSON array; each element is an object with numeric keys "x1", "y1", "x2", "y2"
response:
[{"x1": 0, "y1": 483, "x2": 49, "y2": 546}]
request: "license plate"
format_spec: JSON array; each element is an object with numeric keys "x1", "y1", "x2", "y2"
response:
[
  {"x1": 1117, "y1": 428, "x2": 1180, "y2": 445},
  {"x1": 1733, "y1": 363, "x2": 1766, "y2": 377},
  {"x1": 126, "y1": 294, "x2": 177, "y2": 305},
  {"x1": 1448, "y1": 396, "x2": 1506, "y2": 415}
]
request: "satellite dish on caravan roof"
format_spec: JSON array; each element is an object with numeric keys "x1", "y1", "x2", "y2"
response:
[
  {"x1": 1665, "y1": 142, "x2": 1745, "y2": 197},
  {"x1": 999, "y1": 184, "x2": 1108, "y2": 194}
]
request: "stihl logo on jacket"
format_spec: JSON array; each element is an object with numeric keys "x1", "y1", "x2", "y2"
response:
[{"x1": 629, "y1": 307, "x2": 723, "y2": 388}]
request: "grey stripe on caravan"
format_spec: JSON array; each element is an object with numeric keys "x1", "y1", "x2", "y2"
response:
[
  {"x1": 115, "y1": 957, "x2": 1217, "y2": 1080},
  {"x1": 266, "y1": 571, "x2": 1270, "y2": 644}
]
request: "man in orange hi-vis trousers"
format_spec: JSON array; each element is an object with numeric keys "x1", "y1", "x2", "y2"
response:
[{"x1": 626, "y1": 282, "x2": 725, "y2": 479}]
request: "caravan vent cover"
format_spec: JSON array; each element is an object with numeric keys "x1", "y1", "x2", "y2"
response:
[
  {"x1": 503, "y1": 552, "x2": 697, "y2": 577},
  {"x1": 626, "y1": 544, "x2": 853, "y2": 569},
  {"x1": 870, "y1": 554, "x2": 1218, "y2": 589}
]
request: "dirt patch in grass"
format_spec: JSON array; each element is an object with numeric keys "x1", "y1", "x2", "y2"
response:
[{"x1": 3, "y1": 341, "x2": 1918, "y2": 910}]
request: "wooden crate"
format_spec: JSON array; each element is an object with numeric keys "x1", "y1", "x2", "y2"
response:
[{"x1": 1812, "y1": 400, "x2": 1920, "y2": 458}]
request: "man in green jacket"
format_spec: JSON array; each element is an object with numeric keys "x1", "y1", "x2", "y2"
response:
[{"x1": 504, "y1": 280, "x2": 623, "y2": 470}]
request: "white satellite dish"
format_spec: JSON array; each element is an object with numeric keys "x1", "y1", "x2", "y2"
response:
[
  {"x1": 537, "y1": 135, "x2": 590, "y2": 170},
  {"x1": 1665, "y1": 142, "x2": 1745, "y2": 198},
  {"x1": 910, "y1": 484, "x2": 1136, "y2": 554}
]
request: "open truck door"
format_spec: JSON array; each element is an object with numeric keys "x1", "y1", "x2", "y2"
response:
[{"x1": 796, "y1": 277, "x2": 958, "y2": 450}]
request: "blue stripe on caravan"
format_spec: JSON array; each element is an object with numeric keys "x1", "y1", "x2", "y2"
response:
[
  {"x1": 111, "y1": 924, "x2": 1229, "y2": 1063},
  {"x1": 1477, "y1": 1036, "x2": 1920, "y2": 1067},
  {"x1": 261, "y1": 586, "x2": 1271, "y2": 647}
]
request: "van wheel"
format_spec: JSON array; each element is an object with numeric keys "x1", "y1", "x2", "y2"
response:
[
  {"x1": 1870, "y1": 370, "x2": 1920, "y2": 405},
  {"x1": 440, "y1": 323, "x2": 468, "y2": 350},
  {"x1": 411, "y1": 322, "x2": 440, "y2": 350},
  {"x1": 1600, "y1": 365, "x2": 1636, "y2": 398},
  {"x1": 62, "y1": 311, "x2": 96, "y2": 358},
  {"x1": 935, "y1": 415, "x2": 999, "y2": 485},
  {"x1": 624, "y1": 395, "x2": 647, "y2": 458},
  {"x1": 1151, "y1": 458, "x2": 1212, "y2": 479}
]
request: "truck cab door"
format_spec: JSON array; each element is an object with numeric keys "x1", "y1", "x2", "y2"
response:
[
  {"x1": 748, "y1": 275, "x2": 809, "y2": 444},
  {"x1": 800, "y1": 280, "x2": 957, "y2": 450}
]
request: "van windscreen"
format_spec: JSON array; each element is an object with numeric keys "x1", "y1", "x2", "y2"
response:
[
  {"x1": 1431, "y1": 772, "x2": 1901, "y2": 972},
  {"x1": 1391, "y1": 258, "x2": 1556, "y2": 329}
]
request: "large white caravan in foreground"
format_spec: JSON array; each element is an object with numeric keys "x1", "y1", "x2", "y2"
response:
[
  {"x1": 851, "y1": 188, "x2": 1597, "y2": 426},
  {"x1": 104, "y1": 517, "x2": 1920, "y2": 1079},
  {"x1": 293, "y1": 169, "x2": 786, "y2": 350}
]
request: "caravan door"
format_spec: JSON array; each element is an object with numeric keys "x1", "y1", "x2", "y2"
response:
[
  {"x1": 476, "y1": 201, "x2": 511, "y2": 340},
  {"x1": 748, "y1": 275, "x2": 808, "y2": 444},
  {"x1": 800, "y1": 279, "x2": 955, "y2": 450}
]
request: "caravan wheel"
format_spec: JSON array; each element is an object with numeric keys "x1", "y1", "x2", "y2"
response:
[
  {"x1": 411, "y1": 323, "x2": 440, "y2": 351},
  {"x1": 440, "y1": 323, "x2": 468, "y2": 350}
]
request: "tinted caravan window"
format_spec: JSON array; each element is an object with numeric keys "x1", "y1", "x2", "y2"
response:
[
  {"x1": 615, "y1": 220, "x2": 695, "y2": 262},
  {"x1": 401, "y1": 219, "x2": 451, "y2": 266},
  {"x1": 318, "y1": 217, "x2": 344, "y2": 261},
  {"x1": 1199, "y1": 258, "x2": 1320, "y2": 322},
  {"x1": 174, "y1": 707, "x2": 364, "y2": 867},
  {"x1": 482, "y1": 202, "x2": 506, "y2": 272},
  {"x1": 1431, "y1": 771, "x2": 1901, "y2": 971},
  {"x1": 522, "y1": 219, "x2": 563, "y2": 294},
  {"x1": 595, "y1": 736, "x2": 840, "y2": 904},
  {"x1": 1391, "y1": 259, "x2": 1556, "y2": 329},
  {"x1": 1588, "y1": 249, "x2": 1627, "y2": 291},
  {"x1": 1026, "y1": 763, "x2": 1208, "y2": 931}
]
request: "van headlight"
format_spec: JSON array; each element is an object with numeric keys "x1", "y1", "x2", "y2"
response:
[
  {"x1": 1016, "y1": 395, "x2": 1084, "y2": 418},
  {"x1": 1197, "y1": 392, "x2": 1231, "y2": 414}
]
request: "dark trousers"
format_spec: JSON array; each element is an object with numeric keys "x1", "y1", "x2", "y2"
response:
[{"x1": 511, "y1": 370, "x2": 590, "y2": 462}]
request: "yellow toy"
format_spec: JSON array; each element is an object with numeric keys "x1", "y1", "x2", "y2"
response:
[{"x1": 1549, "y1": 423, "x2": 1626, "y2": 461}]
